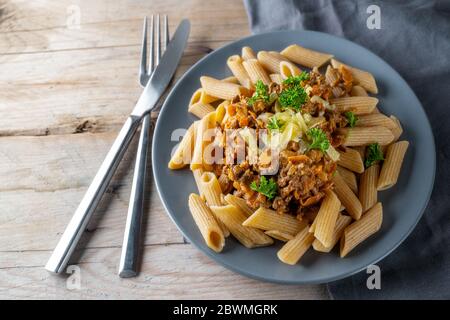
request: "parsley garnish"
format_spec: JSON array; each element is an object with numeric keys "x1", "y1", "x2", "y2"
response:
[
  {"x1": 248, "y1": 80, "x2": 270, "y2": 106},
  {"x1": 278, "y1": 74, "x2": 309, "y2": 111},
  {"x1": 282, "y1": 71, "x2": 310, "y2": 86},
  {"x1": 306, "y1": 127, "x2": 330, "y2": 153},
  {"x1": 345, "y1": 111, "x2": 358, "y2": 128},
  {"x1": 250, "y1": 176, "x2": 278, "y2": 200},
  {"x1": 267, "y1": 117, "x2": 283, "y2": 131},
  {"x1": 365, "y1": 143, "x2": 384, "y2": 168}
]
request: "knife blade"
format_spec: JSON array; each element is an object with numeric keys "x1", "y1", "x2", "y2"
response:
[{"x1": 45, "y1": 19, "x2": 191, "y2": 274}]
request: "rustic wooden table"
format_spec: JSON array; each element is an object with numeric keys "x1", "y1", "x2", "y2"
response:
[{"x1": 0, "y1": 0, "x2": 328, "y2": 299}]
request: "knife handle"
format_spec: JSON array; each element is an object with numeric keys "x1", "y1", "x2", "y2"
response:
[
  {"x1": 45, "y1": 115, "x2": 142, "y2": 273},
  {"x1": 118, "y1": 114, "x2": 151, "y2": 278}
]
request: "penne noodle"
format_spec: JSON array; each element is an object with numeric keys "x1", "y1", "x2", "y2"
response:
[
  {"x1": 189, "y1": 88, "x2": 220, "y2": 105},
  {"x1": 325, "y1": 65, "x2": 339, "y2": 87},
  {"x1": 281, "y1": 44, "x2": 333, "y2": 68},
  {"x1": 264, "y1": 230, "x2": 294, "y2": 242},
  {"x1": 211, "y1": 205, "x2": 273, "y2": 248},
  {"x1": 340, "y1": 203, "x2": 383, "y2": 257},
  {"x1": 390, "y1": 115, "x2": 403, "y2": 142},
  {"x1": 257, "y1": 50, "x2": 289, "y2": 74},
  {"x1": 222, "y1": 76, "x2": 240, "y2": 84},
  {"x1": 227, "y1": 55, "x2": 252, "y2": 88},
  {"x1": 243, "y1": 207, "x2": 307, "y2": 236},
  {"x1": 188, "y1": 193, "x2": 225, "y2": 253},
  {"x1": 214, "y1": 102, "x2": 226, "y2": 124},
  {"x1": 353, "y1": 146, "x2": 366, "y2": 161},
  {"x1": 199, "y1": 172, "x2": 229, "y2": 236},
  {"x1": 356, "y1": 113, "x2": 397, "y2": 132},
  {"x1": 242, "y1": 59, "x2": 271, "y2": 85},
  {"x1": 192, "y1": 168, "x2": 205, "y2": 197},
  {"x1": 359, "y1": 164, "x2": 380, "y2": 212},
  {"x1": 168, "y1": 122, "x2": 196, "y2": 169},
  {"x1": 279, "y1": 61, "x2": 302, "y2": 79},
  {"x1": 200, "y1": 76, "x2": 249, "y2": 101},
  {"x1": 341, "y1": 126, "x2": 395, "y2": 146},
  {"x1": 190, "y1": 112, "x2": 215, "y2": 170},
  {"x1": 350, "y1": 85, "x2": 368, "y2": 97},
  {"x1": 224, "y1": 194, "x2": 254, "y2": 217},
  {"x1": 188, "y1": 102, "x2": 215, "y2": 119},
  {"x1": 338, "y1": 147, "x2": 364, "y2": 173},
  {"x1": 277, "y1": 226, "x2": 315, "y2": 265},
  {"x1": 199, "y1": 172, "x2": 223, "y2": 206},
  {"x1": 269, "y1": 73, "x2": 283, "y2": 85},
  {"x1": 333, "y1": 171, "x2": 363, "y2": 220},
  {"x1": 313, "y1": 190, "x2": 341, "y2": 248},
  {"x1": 241, "y1": 46, "x2": 256, "y2": 60},
  {"x1": 313, "y1": 214, "x2": 353, "y2": 252},
  {"x1": 336, "y1": 166, "x2": 358, "y2": 194},
  {"x1": 331, "y1": 59, "x2": 378, "y2": 94},
  {"x1": 330, "y1": 96, "x2": 379, "y2": 115},
  {"x1": 377, "y1": 141, "x2": 409, "y2": 190}
]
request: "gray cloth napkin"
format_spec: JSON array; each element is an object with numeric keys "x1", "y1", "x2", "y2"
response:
[{"x1": 244, "y1": 0, "x2": 450, "y2": 299}]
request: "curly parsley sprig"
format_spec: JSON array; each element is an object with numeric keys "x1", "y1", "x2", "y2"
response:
[
  {"x1": 306, "y1": 127, "x2": 330, "y2": 153},
  {"x1": 365, "y1": 143, "x2": 384, "y2": 168},
  {"x1": 278, "y1": 73, "x2": 309, "y2": 111},
  {"x1": 248, "y1": 80, "x2": 270, "y2": 106},
  {"x1": 250, "y1": 176, "x2": 278, "y2": 200},
  {"x1": 345, "y1": 111, "x2": 358, "y2": 128}
]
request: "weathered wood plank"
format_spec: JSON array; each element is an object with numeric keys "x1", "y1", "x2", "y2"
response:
[
  {"x1": 0, "y1": 245, "x2": 329, "y2": 299},
  {"x1": 0, "y1": 132, "x2": 184, "y2": 251}
]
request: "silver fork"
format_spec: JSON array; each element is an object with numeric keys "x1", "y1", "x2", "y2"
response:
[{"x1": 119, "y1": 15, "x2": 169, "y2": 278}]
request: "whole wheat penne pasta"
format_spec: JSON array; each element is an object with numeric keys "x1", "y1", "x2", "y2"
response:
[
  {"x1": 277, "y1": 226, "x2": 315, "y2": 265},
  {"x1": 241, "y1": 46, "x2": 256, "y2": 60},
  {"x1": 227, "y1": 55, "x2": 252, "y2": 88},
  {"x1": 359, "y1": 164, "x2": 380, "y2": 212},
  {"x1": 257, "y1": 50, "x2": 288, "y2": 74},
  {"x1": 200, "y1": 76, "x2": 248, "y2": 100},
  {"x1": 353, "y1": 146, "x2": 366, "y2": 161},
  {"x1": 264, "y1": 230, "x2": 294, "y2": 242},
  {"x1": 377, "y1": 141, "x2": 409, "y2": 190},
  {"x1": 340, "y1": 202, "x2": 383, "y2": 257},
  {"x1": 188, "y1": 193, "x2": 225, "y2": 252},
  {"x1": 243, "y1": 207, "x2": 307, "y2": 236},
  {"x1": 281, "y1": 44, "x2": 333, "y2": 68},
  {"x1": 242, "y1": 59, "x2": 271, "y2": 85},
  {"x1": 269, "y1": 73, "x2": 283, "y2": 85},
  {"x1": 188, "y1": 102, "x2": 215, "y2": 119},
  {"x1": 168, "y1": 122, "x2": 196, "y2": 169},
  {"x1": 350, "y1": 85, "x2": 379, "y2": 113},
  {"x1": 341, "y1": 126, "x2": 395, "y2": 146},
  {"x1": 330, "y1": 97, "x2": 379, "y2": 115},
  {"x1": 224, "y1": 194, "x2": 254, "y2": 217},
  {"x1": 313, "y1": 214, "x2": 352, "y2": 252},
  {"x1": 336, "y1": 166, "x2": 358, "y2": 194},
  {"x1": 338, "y1": 147, "x2": 364, "y2": 173},
  {"x1": 331, "y1": 59, "x2": 378, "y2": 94},
  {"x1": 192, "y1": 168, "x2": 204, "y2": 197},
  {"x1": 356, "y1": 113, "x2": 397, "y2": 132},
  {"x1": 279, "y1": 60, "x2": 302, "y2": 79},
  {"x1": 189, "y1": 88, "x2": 220, "y2": 105},
  {"x1": 333, "y1": 171, "x2": 363, "y2": 220},
  {"x1": 211, "y1": 205, "x2": 273, "y2": 248},
  {"x1": 390, "y1": 115, "x2": 403, "y2": 141},
  {"x1": 313, "y1": 190, "x2": 341, "y2": 248},
  {"x1": 325, "y1": 65, "x2": 339, "y2": 86},
  {"x1": 350, "y1": 85, "x2": 368, "y2": 97}
]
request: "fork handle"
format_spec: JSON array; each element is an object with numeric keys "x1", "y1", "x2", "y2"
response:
[
  {"x1": 118, "y1": 114, "x2": 151, "y2": 277},
  {"x1": 45, "y1": 115, "x2": 142, "y2": 273}
]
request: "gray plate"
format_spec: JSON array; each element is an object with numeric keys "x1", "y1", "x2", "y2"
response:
[{"x1": 152, "y1": 30, "x2": 435, "y2": 284}]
